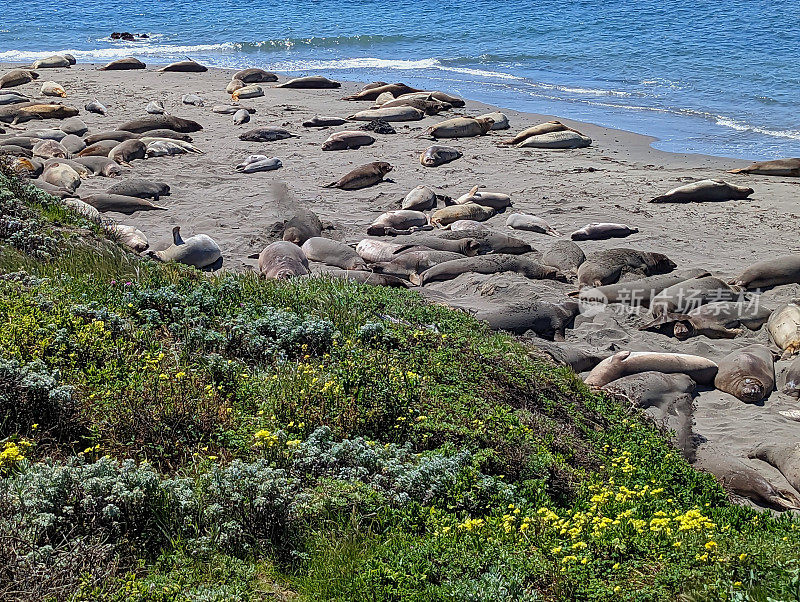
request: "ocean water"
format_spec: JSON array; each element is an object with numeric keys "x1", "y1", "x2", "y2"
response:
[{"x1": 2, "y1": 0, "x2": 799, "y2": 159}]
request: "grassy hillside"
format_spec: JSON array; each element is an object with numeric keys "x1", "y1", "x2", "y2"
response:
[{"x1": 0, "y1": 159, "x2": 798, "y2": 601}]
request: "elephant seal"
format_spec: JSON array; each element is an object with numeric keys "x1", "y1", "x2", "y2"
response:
[
  {"x1": 0, "y1": 144, "x2": 32, "y2": 157},
  {"x1": 59, "y1": 134, "x2": 85, "y2": 155},
  {"x1": 231, "y1": 85, "x2": 264, "y2": 100},
  {"x1": 505, "y1": 213, "x2": 560, "y2": 235},
  {"x1": 665, "y1": 301, "x2": 772, "y2": 340},
  {"x1": 499, "y1": 121, "x2": 581, "y2": 146},
  {"x1": 181, "y1": 94, "x2": 204, "y2": 106},
  {"x1": 0, "y1": 69, "x2": 39, "y2": 88},
  {"x1": 729, "y1": 158, "x2": 800, "y2": 177},
  {"x1": 585, "y1": 351, "x2": 718, "y2": 387},
  {"x1": 73, "y1": 156, "x2": 123, "y2": 177},
  {"x1": 303, "y1": 116, "x2": 348, "y2": 128},
  {"x1": 117, "y1": 115, "x2": 203, "y2": 134},
  {"x1": 542, "y1": 240, "x2": 585, "y2": 274},
  {"x1": 324, "y1": 161, "x2": 392, "y2": 190},
  {"x1": 148, "y1": 227, "x2": 222, "y2": 270},
  {"x1": 517, "y1": 131, "x2": 592, "y2": 149},
  {"x1": 100, "y1": 57, "x2": 145, "y2": 71},
  {"x1": 84, "y1": 99, "x2": 108, "y2": 115},
  {"x1": 82, "y1": 193, "x2": 167, "y2": 214},
  {"x1": 467, "y1": 300, "x2": 579, "y2": 340},
  {"x1": 11, "y1": 157, "x2": 42, "y2": 177},
  {"x1": 282, "y1": 209, "x2": 323, "y2": 245},
  {"x1": 455, "y1": 186, "x2": 512, "y2": 209},
  {"x1": 348, "y1": 107, "x2": 425, "y2": 122},
  {"x1": 729, "y1": 254, "x2": 800, "y2": 290},
  {"x1": 401, "y1": 185, "x2": 441, "y2": 211},
  {"x1": 478, "y1": 112, "x2": 509, "y2": 130},
  {"x1": 257, "y1": 241, "x2": 309, "y2": 279},
  {"x1": 534, "y1": 341, "x2": 616, "y2": 373},
  {"x1": 781, "y1": 356, "x2": 800, "y2": 397},
  {"x1": 648, "y1": 276, "x2": 743, "y2": 319},
  {"x1": 65, "y1": 199, "x2": 101, "y2": 223},
  {"x1": 277, "y1": 76, "x2": 341, "y2": 89},
  {"x1": 1, "y1": 136, "x2": 38, "y2": 150},
  {"x1": 767, "y1": 302, "x2": 800, "y2": 358},
  {"x1": 698, "y1": 455, "x2": 800, "y2": 511},
  {"x1": 32, "y1": 139, "x2": 68, "y2": 159},
  {"x1": 714, "y1": 344, "x2": 775, "y2": 403},
  {"x1": 431, "y1": 203, "x2": 495, "y2": 227},
  {"x1": 343, "y1": 83, "x2": 420, "y2": 101},
  {"x1": 372, "y1": 249, "x2": 464, "y2": 280},
  {"x1": 84, "y1": 131, "x2": 139, "y2": 145},
  {"x1": 226, "y1": 79, "x2": 245, "y2": 94},
  {"x1": 232, "y1": 68, "x2": 277, "y2": 83},
  {"x1": 576, "y1": 248, "x2": 676, "y2": 288},
  {"x1": 109, "y1": 139, "x2": 146, "y2": 165},
  {"x1": 374, "y1": 96, "x2": 450, "y2": 115},
  {"x1": 31, "y1": 179, "x2": 72, "y2": 198},
  {"x1": 235, "y1": 155, "x2": 282, "y2": 173},
  {"x1": 323, "y1": 268, "x2": 410, "y2": 288},
  {"x1": 31, "y1": 129, "x2": 68, "y2": 141},
  {"x1": 396, "y1": 91, "x2": 465, "y2": 107},
  {"x1": 420, "y1": 145, "x2": 462, "y2": 167},
  {"x1": 301, "y1": 237, "x2": 366, "y2": 271},
  {"x1": 42, "y1": 162, "x2": 81, "y2": 192},
  {"x1": 368, "y1": 235, "x2": 480, "y2": 258},
  {"x1": 604, "y1": 371, "x2": 696, "y2": 459},
  {"x1": 0, "y1": 93, "x2": 30, "y2": 106},
  {"x1": 107, "y1": 178, "x2": 170, "y2": 201},
  {"x1": 412, "y1": 255, "x2": 564, "y2": 286},
  {"x1": 107, "y1": 223, "x2": 149, "y2": 252},
  {"x1": 238, "y1": 126, "x2": 297, "y2": 142},
  {"x1": 367, "y1": 210, "x2": 428, "y2": 236},
  {"x1": 450, "y1": 220, "x2": 489, "y2": 232},
  {"x1": 425, "y1": 117, "x2": 494, "y2": 139},
  {"x1": 211, "y1": 104, "x2": 255, "y2": 115},
  {"x1": 394, "y1": 230, "x2": 527, "y2": 256},
  {"x1": 41, "y1": 81, "x2": 67, "y2": 97},
  {"x1": 651, "y1": 179, "x2": 754, "y2": 203},
  {"x1": 2, "y1": 103, "x2": 79, "y2": 124},
  {"x1": 77, "y1": 139, "x2": 120, "y2": 157},
  {"x1": 31, "y1": 55, "x2": 71, "y2": 69},
  {"x1": 159, "y1": 60, "x2": 207, "y2": 72},
  {"x1": 144, "y1": 139, "x2": 199, "y2": 157},
  {"x1": 322, "y1": 131, "x2": 375, "y2": 151},
  {"x1": 60, "y1": 116, "x2": 87, "y2": 136},
  {"x1": 355, "y1": 240, "x2": 433, "y2": 264},
  {"x1": 43, "y1": 157, "x2": 90, "y2": 178},
  {"x1": 749, "y1": 443, "x2": 800, "y2": 498},
  {"x1": 233, "y1": 109, "x2": 250, "y2": 125},
  {"x1": 571, "y1": 223, "x2": 638, "y2": 241}
]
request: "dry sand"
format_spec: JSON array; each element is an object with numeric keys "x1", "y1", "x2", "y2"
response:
[{"x1": 2, "y1": 62, "x2": 799, "y2": 508}]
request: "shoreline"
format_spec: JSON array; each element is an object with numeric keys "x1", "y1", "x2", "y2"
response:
[{"x1": 0, "y1": 61, "x2": 763, "y2": 165}]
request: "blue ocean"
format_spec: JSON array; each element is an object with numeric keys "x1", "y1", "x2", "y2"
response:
[{"x1": 3, "y1": 0, "x2": 798, "y2": 159}]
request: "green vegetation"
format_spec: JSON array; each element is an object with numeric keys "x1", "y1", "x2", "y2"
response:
[{"x1": 1, "y1": 159, "x2": 798, "y2": 601}]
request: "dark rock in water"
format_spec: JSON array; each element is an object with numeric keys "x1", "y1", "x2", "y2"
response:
[{"x1": 359, "y1": 118, "x2": 396, "y2": 135}]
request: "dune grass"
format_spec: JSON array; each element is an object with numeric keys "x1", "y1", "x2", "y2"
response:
[{"x1": 0, "y1": 160, "x2": 799, "y2": 601}]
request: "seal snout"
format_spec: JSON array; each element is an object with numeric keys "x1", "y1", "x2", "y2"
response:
[{"x1": 739, "y1": 379, "x2": 765, "y2": 403}]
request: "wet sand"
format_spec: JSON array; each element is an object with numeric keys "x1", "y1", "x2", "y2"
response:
[{"x1": 2, "y1": 61, "x2": 799, "y2": 508}]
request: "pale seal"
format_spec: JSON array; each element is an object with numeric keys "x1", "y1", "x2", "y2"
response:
[
  {"x1": 571, "y1": 223, "x2": 638, "y2": 241},
  {"x1": 99, "y1": 57, "x2": 145, "y2": 71},
  {"x1": 420, "y1": 145, "x2": 462, "y2": 167},
  {"x1": 499, "y1": 121, "x2": 582, "y2": 146},
  {"x1": 728, "y1": 158, "x2": 800, "y2": 177},
  {"x1": 85, "y1": 99, "x2": 108, "y2": 115},
  {"x1": 767, "y1": 302, "x2": 800, "y2": 358},
  {"x1": 367, "y1": 210, "x2": 429, "y2": 236},
  {"x1": 650, "y1": 179, "x2": 753, "y2": 203},
  {"x1": 425, "y1": 116, "x2": 494, "y2": 139},
  {"x1": 301, "y1": 237, "x2": 366, "y2": 271},
  {"x1": 585, "y1": 351, "x2": 718, "y2": 387},
  {"x1": 516, "y1": 131, "x2": 592, "y2": 149},
  {"x1": 159, "y1": 60, "x2": 207, "y2": 72},
  {"x1": 455, "y1": 186, "x2": 512, "y2": 209},
  {"x1": 729, "y1": 254, "x2": 800, "y2": 290},
  {"x1": 31, "y1": 55, "x2": 71, "y2": 69},
  {"x1": 107, "y1": 223, "x2": 149, "y2": 252},
  {"x1": 235, "y1": 155, "x2": 282, "y2": 173},
  {"x1": 148, "y1": 226, "x2": 222, "y2": 270},
  {"x1": 41, "y1": 81, "x2": 67, "y2": 98},
  {"x1": 348, "y1": 107, "x2": 425, "y2": 122},
  {"x1": 431, "y1": 203, "x2": 494, "y2": 227},
  {"x1": 506, "y1": 213, "x2": 559, "y2": 235}
]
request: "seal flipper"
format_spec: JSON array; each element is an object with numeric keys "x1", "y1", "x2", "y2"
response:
[{"x1": 172, "y1": 226, "x2": 184, "y2": 246}]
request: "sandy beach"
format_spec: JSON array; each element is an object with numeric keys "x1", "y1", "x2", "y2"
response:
[{"x1": 2, "y1": 61, "x2": 800, "y2": 508}]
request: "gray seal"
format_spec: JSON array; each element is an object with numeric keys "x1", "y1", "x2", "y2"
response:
[
  {"x1": 99, "y1": 57, "x2": 145, "y2": 71},
  {"x1": 116, "y1": 115, "x2": 203, "y2": 134},
  {"x1": 412, "y1": 255, "x2": 564, "y2": 286},
  {"x1": 729, "y1": 158, "x2": 800, "y2": 177},
  {"x1": 257, "y1": 241, "x2": 310, "y2": 279},
  {"x1": 729, "y1": 254, "x2": 800, "y2": 290},
  {"x1": 576, "y1": 248, "x2": 676, "y2": 288},
  {"x1": 159, "y1": 60, "x2": 207, "y2": 72},
  {"x1": 108, "y1": 139, "x2": 147, "y2": 165},
  {"x1": 466, "y1": 300, "x2": 579, "y2": 340},
  {"x1": 714, "y1": 344, "x2": 775, "y2": 403},
  {"x1": 651, "y1": 179, "x2": 754, "y2": 203},
  {"x1": 420, "y1": 145, "x2": 462, "y2": 167},
  {"x1": 232, "y1": 68, "x2": 278, "y2": 83},
  {"x1": 322, "y1": 131, "x2": 375, "y2": 151},
  {"x1": 239, "y1": 126, "x2": 297, "y2": 142},
  {"x1": 107, "y1": 178, "x2": 170, "y2": 201},
  {"x1": 301, "y1": 237, "x2": 366, "y2": 271},
  {"x1": 282, "y1": 209, "x2": 323, "y2": 245},
  {"x1": 324, "y1": 162, "x2": 392, "y2": 190},
  {"x1": 367, "y1": 210, "x2": 429, "y2": 236},
  {"x1": 82, "y1": 193, "x2": 166, "y2": 214},
  {"x1": 542, "y1": 240, "x2": 585, "y2": 274},
  {"x1": 571, "y1": 223, "x2": 638, "y2": 241}
]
